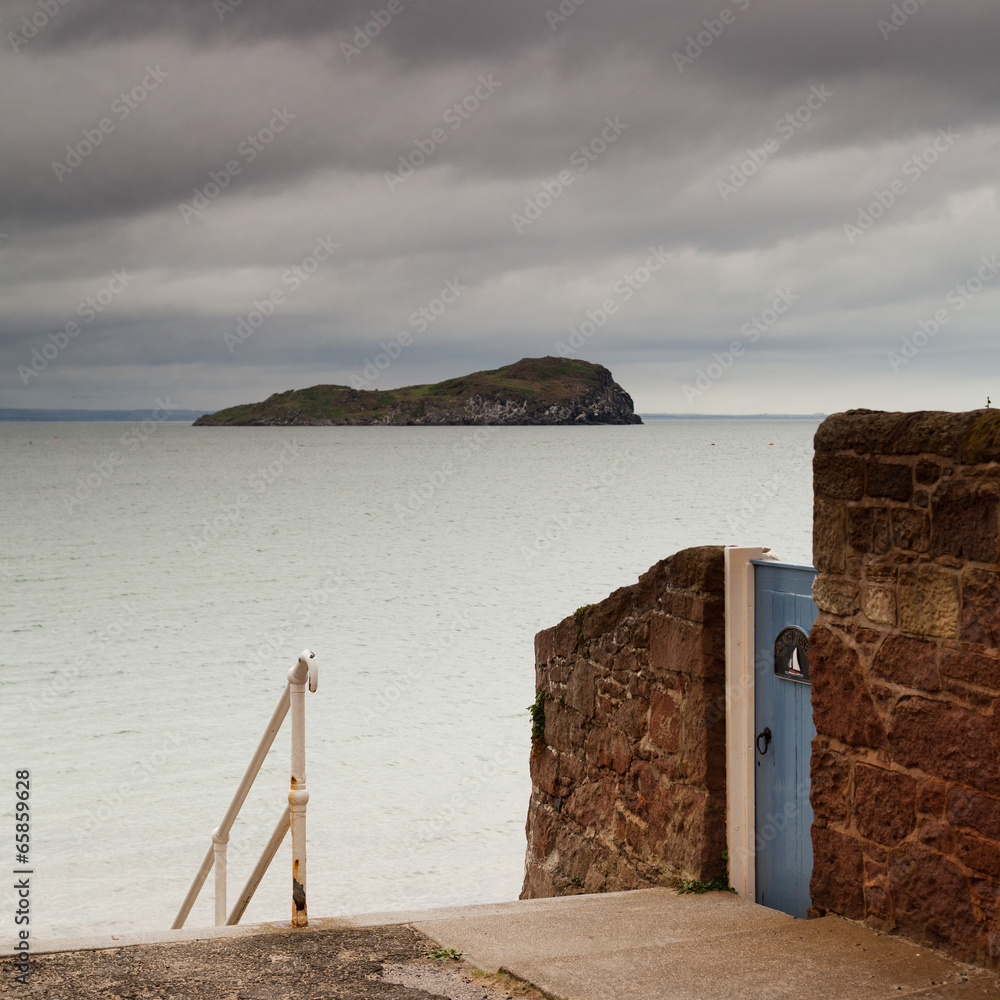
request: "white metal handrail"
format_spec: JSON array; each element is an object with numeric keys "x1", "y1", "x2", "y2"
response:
[{"x1": 172, "y1": 649, "x2": 318, "y2": 929}]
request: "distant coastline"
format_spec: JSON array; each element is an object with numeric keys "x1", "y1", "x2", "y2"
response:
[
  {"x1": 0, "y1": 408, "x2": 209, "y2": 422},
  {"x1": 639, "y1": 413, "x2": 826, "y2": 420}
]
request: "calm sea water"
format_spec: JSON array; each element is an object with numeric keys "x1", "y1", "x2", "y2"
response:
[{"x1": 0, "y1": 418, "x2": 816, "y2": 943}]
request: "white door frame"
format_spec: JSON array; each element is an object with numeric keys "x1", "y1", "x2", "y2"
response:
[{"x1": 723, "y1": 545, "x2": 780, "y2": 902}]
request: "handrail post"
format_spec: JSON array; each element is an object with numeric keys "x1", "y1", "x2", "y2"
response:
[
  {"x1": 212, "y1": 827, "x2": 228, "y2": 926},
  {"x1": 288, "y1": 650, "x2": 317, "y2": 927},
  {"x1": 172, "y1": 650, "x2": 317, "y2": 931}
]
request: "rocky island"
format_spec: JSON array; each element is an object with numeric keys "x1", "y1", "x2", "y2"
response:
[{"x1": 193, "y1": 357, "x2": 642, "y2": 426}]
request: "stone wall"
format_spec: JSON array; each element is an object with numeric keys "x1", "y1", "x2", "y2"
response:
[
  {"x1": 811, "y1": 408, "x2": 1000, "y2": 968},
  {"x1": 521, "y1": 546, "x2": 728, "y2": 899}
]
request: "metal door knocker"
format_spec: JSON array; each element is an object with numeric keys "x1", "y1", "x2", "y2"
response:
[{"x1": 756, "y1": 727, "x2": 772, "y2": 755}]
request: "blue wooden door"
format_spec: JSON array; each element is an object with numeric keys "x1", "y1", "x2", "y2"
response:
[{"x1": 753, "y1": 561, "x2": 817, "y2": 919}]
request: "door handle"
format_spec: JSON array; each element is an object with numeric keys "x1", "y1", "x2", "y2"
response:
[{"x1": 756, "y1": 727, "x2": 772, "y2": 755}]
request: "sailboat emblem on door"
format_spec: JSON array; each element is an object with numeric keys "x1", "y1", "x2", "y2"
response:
[{"x1": 773, "y1": 626, "x2": 810, "y2": 682}]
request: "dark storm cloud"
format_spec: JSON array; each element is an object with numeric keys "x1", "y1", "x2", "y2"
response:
[{"x1": 1, "y1": 0, "x2": 999, "y2": 412}]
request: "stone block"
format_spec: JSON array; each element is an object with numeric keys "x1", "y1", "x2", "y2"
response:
[
  {"x1": 959, "y1": 408, "x2": 1000, "y2": 464},
  {"x1": 813, "y1": 497, "x2": 846, "y2": 574},
  {"x1": 663, "y1": 545, "x2": 725, "y2": 593},
  {"x1": 661, "y1": 591, "x2": 724, "y2": 626},
  {"x1": 649, "y1": 614, "x2": 724, "y2": 679},
  {"x1": 941, "y1": 647, "x2": 1000, "y2": 689},
  {"x1": 584, "y1": 726, "x2": 632, "y2": 775},
  {"x1": 535, "y1": 627, "x2": 555, "y2": 666},
  {"x1": 854, "y1": 764, "x2": 917, "y2": 846},
  {"x1": 892, "y1": 508, "x2": 931, "y2": 553},
  {"x1": 947, "y1": 786, "x2": 1000, "y2": 841},
  {"x1": 552, "y1": 617, "x2": 579, "y2": 657},
  {"x1": 954, "y1": 830, "x2": 1000, "y2": 879},
  {"x1": 520, "y1": 864, "x2": 555, "y2": 899},
  {"x1": 565, "y1": 661, "x2": 597, "y2": 718},
  {"x1": 531, "y1": 748, "x2": 560, "y2": 797},
  {"x1": 862, "y1": 584, "x2": 897, "y2": 625},
  {"x1": 564, "y1": 778, "x2": 616, "y2": 829},
  {"x1": 847, "y1": 506, "x2": 892, "y2": 556},
  {"x1": 812, "y1": 575, "x2": 861, "y2": 617},
  {"x1": 931, "y1": 480, "x2": 1000, "y2": 563},
  {"x1": 916, "y1": 819, "x2": 954, "y2": 853},
  {"x1": 888, "y1": 696, "x2": 1000, "y2": 793},
  {"x1": 611, "y1": 696, "x2": 649, "y2": 741},
  {"x1": 898, "y1": 565, "x2": 960, "y2": 638},
  {"x1": 871, "y1": 634, "x2": 941, "y2": 692},
  {"x1": 581, "y1": 586, "x2": 633, "y2": 639},
  {"x1": 648, "y1": 785, "x2": 725, "y2": 879},
  {"x1": 526, "y1": 794, "x2": 559, "y2": 859},
  {"x1": 814, "y1": 453, "x2": 865, "y2": 501},
  {"x1": 917, "y1": 780, "x2": 948, "y2": 817},
  {"x1": 866, "y1": 460, "x2": 913, "y2": 501},
  {"x1": 810, "y1": 624, "x2": 887, "y2": 749},
  {"x1": 544, "y1": 699, "x2": 585, "y2": 755},
  {"x1": 916, "y1": 460, "x2": 946, "y2": 486},
  {"x1": 810, "y1": 745, "x2": 851, "y2": 823},
  {"x1": 648, "y1": 689, "x2": 679, "y2": 753},
  {"x1": 960, "y1": 569, "x2": 1000, "y2": 648},
  {"x1": 810, "y1": 826, "x2": 865, "y2": 919},
  {"x1": 817, "y1": 409, "x2": 989, "y2": 459},
  {"x1": 889, "y1": 843, "x2": 980, "y2": 960}
]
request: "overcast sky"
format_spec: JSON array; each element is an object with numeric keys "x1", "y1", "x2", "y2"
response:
[{"x1": 1, "y1": 0, "x2": 998, "y2": 414}]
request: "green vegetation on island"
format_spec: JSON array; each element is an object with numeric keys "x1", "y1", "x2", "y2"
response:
[{"x1": 193, "y1": 357, "x2": 642, "y2": 426}]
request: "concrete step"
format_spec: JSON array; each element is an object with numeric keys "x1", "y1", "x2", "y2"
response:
[{"x1": 13, "y1": 889, "x2": 1000, "y2": 1000}]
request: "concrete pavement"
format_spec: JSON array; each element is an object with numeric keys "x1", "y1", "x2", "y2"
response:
[{"x1": 17, "y1": 888, "x2": 1000, "y2": 1000}]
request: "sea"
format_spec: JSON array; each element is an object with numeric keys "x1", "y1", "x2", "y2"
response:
[{"x1": 0, "y1": 417, "x2": 817, "y2": 944}]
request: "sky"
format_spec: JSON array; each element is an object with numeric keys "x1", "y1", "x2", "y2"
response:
[{"x1": 1, "y1": 0, "x2": 998, "y2": 415}]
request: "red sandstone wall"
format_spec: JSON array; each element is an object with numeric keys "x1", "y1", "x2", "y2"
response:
[
  {"x1": 521, "y1": 546, "x2": 727, "y2": 898},
  {"x1": 811, "y1": 409, "x2": 1000, "y2": 968}
]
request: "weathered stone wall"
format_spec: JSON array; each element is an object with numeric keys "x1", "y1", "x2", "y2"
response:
[
  {"x1": 811, "y1": 408, "x2": 1000, "y2": 968},
  {"x1": 521, "y1": 546, "x2": 727, "y2": 899}
]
